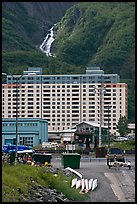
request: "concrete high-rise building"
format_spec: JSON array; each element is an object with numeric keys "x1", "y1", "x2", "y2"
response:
[{"x1": 2, "y1": 67, "x2": 128, "y2": 136}]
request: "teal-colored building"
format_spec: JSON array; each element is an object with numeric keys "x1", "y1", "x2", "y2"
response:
[{"x1": 2, "y1": 118, "x2": 48, "y2": 147}]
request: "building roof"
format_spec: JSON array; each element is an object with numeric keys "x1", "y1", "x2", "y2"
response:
[
  {"x1": 60, "y1": 121, "x2": 108, "y2": 133},
  {"x1": 2, "y1": 118, "x2": 48, "y2": 123},
  {"x1": 61, "y1": 128, "x2": 77, "y2": 133},
  {"x1": 76, "y1": 121, "x2": 108, "y2": 128}
]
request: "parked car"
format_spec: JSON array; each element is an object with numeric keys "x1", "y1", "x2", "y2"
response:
[
  {"x1": 106, "y1": 147, "x2": 125, "y2": 166},
  {"x1": 127, "y1": 135, "x2": 135, "y2": 140},
  {"x1": 113, "y1": 136, "x2": 129, "y2": 142}
]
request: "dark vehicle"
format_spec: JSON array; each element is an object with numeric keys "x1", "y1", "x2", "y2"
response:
[{"x1": 106, "y1": 147, "x2": 125, "y2": 166}]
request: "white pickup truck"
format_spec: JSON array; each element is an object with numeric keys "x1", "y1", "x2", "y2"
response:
[{"x1": 42, "y1": 142, "x2": 59, "y2": 148}]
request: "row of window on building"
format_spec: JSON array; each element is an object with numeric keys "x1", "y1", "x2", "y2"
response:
[
  {"x1": 7, "y1": 76, "x2": 118, "y2": 84},
  {"x1": 2, "y1": 123, "x2": 38, "y2": 127}
]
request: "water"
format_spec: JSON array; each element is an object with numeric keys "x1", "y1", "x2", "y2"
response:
[{"x1": 40, "y1": 24, "x2": 56, "y2": 57}]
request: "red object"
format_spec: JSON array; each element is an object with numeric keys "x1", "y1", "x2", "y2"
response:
[{"x1": 27, "y1": 157, "x2": 32, "y2": 161}]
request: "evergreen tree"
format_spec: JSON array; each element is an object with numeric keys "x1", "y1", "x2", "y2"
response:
[{"x1": 116, "y1": 116, "x2": 128, "y2": 136}]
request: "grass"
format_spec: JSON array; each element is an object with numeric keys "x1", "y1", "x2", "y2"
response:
[{"x1": 2, "y1": 164, "x2": 88, "y2": 202}]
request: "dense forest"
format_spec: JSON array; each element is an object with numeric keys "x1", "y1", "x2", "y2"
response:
[{"x1": 2, "y1": 2, "x2": 135, "y2": 122}]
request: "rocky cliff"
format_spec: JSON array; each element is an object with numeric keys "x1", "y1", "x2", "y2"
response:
[{"x1": 3, "y1": 2, "x2": 78, "y2": 49}]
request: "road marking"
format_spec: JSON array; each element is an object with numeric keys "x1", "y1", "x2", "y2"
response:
[{"x1": 104, "y1": 173, "x2": 128, "y2": 202}]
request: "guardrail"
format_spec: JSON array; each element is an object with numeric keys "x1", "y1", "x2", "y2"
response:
[
  {"x1": 80, "y1": 157, "x2": 135, "y2": 162},
  {"x1": 81, "y1": 157, "x2": 106, "y2": 162}
]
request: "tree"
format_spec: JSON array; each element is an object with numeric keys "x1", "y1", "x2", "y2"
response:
[{"x1": 116, "y1": 116, "x2": 128, "y2": 136}]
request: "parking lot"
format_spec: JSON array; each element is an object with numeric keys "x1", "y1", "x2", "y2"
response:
[{"x1": 52, "y1": 154, "x2": 135, "y2": 202}]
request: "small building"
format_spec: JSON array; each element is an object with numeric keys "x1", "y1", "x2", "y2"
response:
[
  {"x1": 2, "y1": 118, "x2": 48, "y2": 147},
  {"x1": 75, "y1": 121, "x2": 108, "y2": 145},
  {"x1": 60, "y1": 121, "x2": 108, "y2": 146}
]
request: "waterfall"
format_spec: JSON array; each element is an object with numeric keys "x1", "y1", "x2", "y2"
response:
[{"x1": 40, "y1": 23, "x2": 56, "y2": 57}]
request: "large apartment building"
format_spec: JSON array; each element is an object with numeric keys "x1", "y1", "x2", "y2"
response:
[{"x1": 2, "y1": 67, "x2": 128, "y2": 136}]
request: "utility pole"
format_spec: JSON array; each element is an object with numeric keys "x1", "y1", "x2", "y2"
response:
[
  {"x1": 94, "y1": 75, "x2": 106, "y2": 147},
  {"x1": 107, "y1": 105, "x2": 112, "y2": 150},
  {"x1": 2, "y1": 73, "x2": 23, "y2": 165},
  {"x1": 99, "y1": 82, "x2": 103, "y2": 147},
  {"x1": 41, "y1": 75, "x2": 43, "y2": 119},
  {"x1": 15, "y1": 77, "x2": 19, "y2": 165},
  {"x1": 80, "y1": 76, "x2": 82, "y2": 123},
  {"x1": 15, "y1": 74, "x2": 24, "y2": 165}
]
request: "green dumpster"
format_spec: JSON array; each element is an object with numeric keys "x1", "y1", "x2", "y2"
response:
[
  {"x1": 32, "y1": 153, "x2": 52, "y2": 164},
  {"x1": 9, "y1": 152, "x2": 15, "y2": 164},
  {"x1": 62, "y1": 153, "x2": 81, "y2": 169}
]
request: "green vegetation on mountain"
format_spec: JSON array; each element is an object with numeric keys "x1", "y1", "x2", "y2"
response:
[
  {"x1": 2, "y1": 3, "x2": 38, "y2": 51},
  {"x1": 2, "y1": 50, "x2": 83, "y2": 76},
  {"x1": 2, "y1": 2, "x2": 135, "y2": 122},
  {"x1": 55, "y1": 2, "x2": 134, "y2": 72}
]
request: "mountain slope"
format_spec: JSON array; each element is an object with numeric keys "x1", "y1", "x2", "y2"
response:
[
  {"x1": 2, "y1": 2, "x2": 78, "y2": 50},
  {"x1": 2, "y1": 2, "x2": 135, "y2": 122},
  {"x1": 54, "y1": 2, "x2": 135, "y2": 77}
]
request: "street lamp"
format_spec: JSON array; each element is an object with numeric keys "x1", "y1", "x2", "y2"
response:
[
  {"x1": 3, "y1": 73, "x2": 24, "y2": 165},
  {"x1": 93, "y1": 77, "x2": 106, "y2": 147},
  {"x1": 14, "y1": 74, "x2": 24, "y2": 165},
  {"x1": 107, "y1": 105, "x2": 112, "y2": 150}
]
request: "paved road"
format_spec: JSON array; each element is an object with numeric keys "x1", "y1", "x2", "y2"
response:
[{"x1": 52, "y1": 155, "x2": 135, "y2": 202}]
